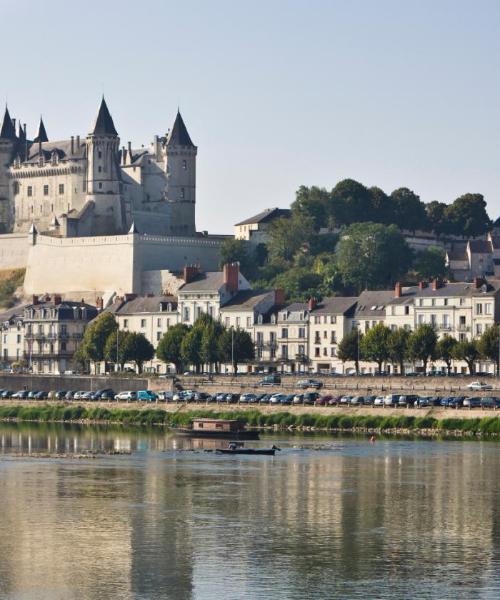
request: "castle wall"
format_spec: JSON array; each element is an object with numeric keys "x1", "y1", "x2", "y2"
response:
[{"x1": 0, "y1": 233, "x2": 30, "y2": 269}]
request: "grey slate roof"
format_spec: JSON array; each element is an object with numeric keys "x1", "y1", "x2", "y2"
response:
[
  {"x1": 115, "y1": 295, "x2": 177, "y2": 315},
  {"x1": 395, "y1": 280, "x2": 500, "y2": 300},
  {"x1": 469, "y1": 240, "x2": 492, "y2": 254},
  {"x1": 91, "y1": 97, "x2": 118, "y2": 136},
  {"x1": 33, "y1": 117, "x2": 48, "y2": 143},
  {"x1": 167, "y1": 111, "x2": 194, "y2": 147},
  {"x1": 24, "y1": 139, "x2": 86, "y2": 163},
  {"x1": 312, "y1": 296, "x2": 358, "y2": 316},
  {"x1": 235, "y1": 208, "x2": 291, "y2": 226},
  {"x1": 355, "y1": 290, "x2": 395, "y2": 317},
  {"x1": 446, "y1": 243, "x2": 468, "y2": 261},
  {"x1": 179, "y1": 272, "x2": 224, "y2": 292},
  {"x1": 221, "y1": 290, "x2": 273, "y2": 311},
  {"x1": 0, "y1": 304, "x2": 26, "y2": 323},
  {"x1": 0, "y1": 107, "x2": 16, "y2": 139}
]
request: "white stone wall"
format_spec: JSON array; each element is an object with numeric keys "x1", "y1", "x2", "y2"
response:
[{"x1": 0, "y1": 233, "x2": 30, "y2": 269}]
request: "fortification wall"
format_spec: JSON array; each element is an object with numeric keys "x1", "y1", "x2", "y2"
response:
[
  {"x1": 23, "y1": 234, "x2": 136, "y2": 295},
  {"x1": 0, "y1": 233, "x2": 30, "y2": 269}
]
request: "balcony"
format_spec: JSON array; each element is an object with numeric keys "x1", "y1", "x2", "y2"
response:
[{"x1": 457, "y1": 324, "x2": 470, "y2": 332}]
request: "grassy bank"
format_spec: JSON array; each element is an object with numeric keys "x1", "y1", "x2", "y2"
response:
[{"x1": 2, "y1": 404, "x2": 500, "y2": 436}]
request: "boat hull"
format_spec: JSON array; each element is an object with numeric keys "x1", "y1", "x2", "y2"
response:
[
  {"x1": 216, "y1": 448, "x2": 275, "y2": 456},
  {"x1": 173, "y1": 428, "x2": 260, "y2": 440}
]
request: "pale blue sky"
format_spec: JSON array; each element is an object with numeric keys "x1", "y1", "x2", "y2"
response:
[{"x1": 2, "y1": 0, "x2": 500, "y2": 233}]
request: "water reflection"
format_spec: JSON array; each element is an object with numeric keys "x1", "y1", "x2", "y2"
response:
[{"x1": 0, "y1": 424, "x2": 499, "y2": 599}]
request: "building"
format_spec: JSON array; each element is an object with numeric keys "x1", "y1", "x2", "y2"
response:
[
  {"x1": 23, "y1": 296, "x2": 98, "y2": 374},
  {"x1": 234, "y1": 208, "x2": 291, "y2": 244},
  {"x1": 0, "y1": 306, "x2": 25, "y2": 365},
  {"x1": 0, "y1": 100, "x2": 227, "y2": 298}
]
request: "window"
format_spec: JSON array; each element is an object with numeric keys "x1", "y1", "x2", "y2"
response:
[
  {"x1": 298, "y1": 344, "x2": 305, "y2": 356},
  {"x1": 98, "y1": 182, "x2": 102, "y2": 189},
  {"x1": 196, "y1": 307, "x2": 202, "y2": 319},
  {"x1": 418, "y1": 314, "x2": 424, "y2": 325},
  {"x1": 431, "y1": 299, "x2": 436, "y2": 307},
  {"x1": 98, "y1": 166, "x2": 102, "y2": 173},
  {"x1": 58, "y1": 184, "x2": 64, "y2": 194},
  {"x1": 183, "y1": 307, "x2": 190, "y2": 322},
  {"x1": 323, "y1": 331, "x2": 327, "y2": 339},
  {"x1": 246, "y1": 317, "x2": 252, "y2": 328},
  {"x1": 225, "y1": 317, "x2": 230, "y2": 327},
  {"x1": 27, "y1": 186, "x2": 33, "y2": 197},
  {"x1": 315, "y1": 332, "x2": 321, "y2": 344},
  {"x1": 61, "y1": 342, "x2": 66, "y2": 351},
  {"x1": 476, "y1": 304, "x2": 483, "y2": 315},
  {"x1": 476, "y1": 324, "x2": 483, "y2": 336},
  {"x1": 330, "y1": 332, "x2": 336, "y2": 344},
  {"x1": 182, "y1": 159, "x2": 187, "y2": 170},
  {"x1": 298, "y1": 327, "x2": 305, "y2": 338},
  {"x1": 157, "y1": 332, "x2": 161, "y2": 341},
  {"x1": 43, "y1": 185, "x2": 49, "y2": 196},
  {"x1": 180, "y1": 188, "x2": 185, "y2": 199},
  {"x1": 16, "y1": 334, "x2": 21, "y2": 343},
  {"x1": 323, "y1": 348, "x2": 328, "y2": 356},
  {"x1": 419, "y1": 299, "x2": 423, "y2": 306},
  {"x1": 281, "y1": 328, "x2": 288, "y2": 339},
  {"x1": 314, "y1": 316, "x2": 320, "y2": 324},
  {"x1": 123, "y1": 319, "x2": 128, "y2": 328},
  {"x1": 236, "y1": 317, "x2": 240, "y2": 327},
  {"x1": 281, "y1": 345, "x2": 288, "y2": 359},
  {"x1": 98, "y1": 151, "x2": 102, "y2": 159},
  {"x1": 444, "y1": 298, "x2": 448, "y2": 306},
  {"x1": 157, "y1": 318, "x2": 161, "y2": 327},
  {"x1": 141, "y1": 319, "x2": 146, "y2": 328},
  {"x1": 460, "y1": 298, "x2": 465, "y2": 306},
  {"x1": 330, "y1": 316, "x2": 336, "y2": 324},
  {"x1": 13, "y1": 182, "x2": 19, "y2": 195},
  {"x1": 315, "y1": 347, "x2": 320, "y2": 357},
  {"x1": 330, "y1": 347, "x2": 336, "y2": 357},
  {"x1": 405, "y1": 306, "x2": 410, "y2": 315},
  {"x1": 430, "y1": 314, "x2": 436, "y2": 326},
  {"x1": 485, "y1": 303, "x2": 492, "y2": 315}
]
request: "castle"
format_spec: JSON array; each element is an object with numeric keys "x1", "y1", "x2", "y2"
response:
[{"x1": 0, "y1": 99, "x2": 226, "y2": 299}]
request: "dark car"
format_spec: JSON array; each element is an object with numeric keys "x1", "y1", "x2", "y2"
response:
[
  {"x1": 35, "y1": 391, "x2": 48, "y2": 400},
  {"x1": 463, "y1": 397, "x2": 481, "y2": 408},
  {"x1": 480, "y1": 397, "x2": 496, "y2": 409},
  {"x1": 259, "y1": 374, "x2": 281, "y2": 386},
  {"x1": 224, "y1": 393, "x2": 239, "y2": 404},
  {"x1": 1, "y1": 390, "x2": 13, "y2": 398},
  {"x1": 303, "y1": 392, "x2": 320, "y2": 405},
  {"x1": 297, "y1": 379, "x2": 323, "y2": 390},
  {"x1": 13, "y1": 390, "x2": 29, "y2": 399},
  {"x1": 280, "y1": 394, "x2": 294, "y2": 405},
  {"x1": 448, "y1": 396, "x2": 464, "y2": 408}
]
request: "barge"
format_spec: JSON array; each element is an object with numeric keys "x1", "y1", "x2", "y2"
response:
[{"x1": 174, "y1": 418, "x2": 260, "y2": 440}]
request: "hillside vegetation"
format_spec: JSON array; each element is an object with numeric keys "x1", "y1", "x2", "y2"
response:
[{"x1": 0, "y1": 269, "x2": 25, "y2": 308}]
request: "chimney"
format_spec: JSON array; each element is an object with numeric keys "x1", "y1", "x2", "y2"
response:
[
  {"x1": 432, "y1": 278, "x2": 441, "y2": 291},
  {"x1": 70, "y1": 136, "x2": 74, "y2": 154},
  {"x1": 76, "y1": 135, "x2": 80, "y2": 148},
  {"x1": 223, "y1": 263, "x2": 239, "y2": 293},
  {"x1": 32, "y1": 295, "x2": 39, "y2": 305},
  {"x1": 96, "y1": 297, "x2": 104, "y2": 310},
  {"x1": 183, "y1": 264, "x2": 200, "y2": 283},
  {"x1": 418, "y1": 281, "x2": 427, "y2": 290},
  {"x1": 124, "y1": 293, "x2": 137, "y2": 301},
  {"x1": 474, "y1": 277, "x2": 486, "y2": 289},
  {"x1": 54, "y1": 295, "x2": 62, "y2": 306},
  {"x1": 274, "y1": 288, "x2": 285, "y2": 306},
  {"x1": 394, "y1": 281, "x2": 402, "y2": 298},
  {"x1": 307, "y1": 297, "x2": 317, "y2": 311}
]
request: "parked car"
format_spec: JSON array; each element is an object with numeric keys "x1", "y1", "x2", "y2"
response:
[
  {"x1": 384, "y1": 394, "x2": 399, "y2": 406},
  {"x1": 115, "y1": 391, "x2": 137, "y2": 402},
  {"x1": 259, "y1": 374, "x2": 281, "y2": 386},
  {"x1": 280, "y1": 394, "x2": 294, "y2": 405},
  {"x1": 350, "y1": 396, "x2": 364, "y2": 405},
  {"x1": 259, "y1": 394, "x2": 271, "y2": 404},
  {"x1": 303, "y1": 392, "x2": 320, "y2": 405},
  {"x1": 297, "y1": 378, "x2": 323, "y2": 389},
  {"x1": 158, "y1": 391, "x2": 174, "y2": 401},
  {"x1": 417, "y1": 396, "x2": 430, "y2": 408},
  {"x1": 1, "y1": 390, "x2": 13, "y2": 398},
  {"x1": 239, "y1": 393, "x2": 257, "y2": 404},
  {"x1": 270, "y1": 393, "x2": 286, "y2": 404},
  {"x1": 363, "y1": 395, "x2": 376, "y2": 406},
  {"x1": 340, "y1": 395, "x2": 352, "y2": 405},
  {"x1": 463, "y1": 397, "x2": 481, "y2": 408},
  {"x1": 12, "y1": 390, "x2": 29, "y2": 399},
  {"x1": 137, "y1": 390, "x2": 158, "y2": 402},
  {"x1": 467, "y1": 381, "x2": 493, "y2": 391},
  {"x1": 65, "y1": 391, "x2": 76, "y2": 400},
  {"x1": 35, "y1": 391, "x2": 48, "y2": 400},
  {"x1": 374, "y1": 395, "x2": 385, "y2": 406},
  {"x1": 448, "y1": 396, "x2": 464, "y2": 408},
  {"x1": 27, "y1": 390, "x2": 40, "y2": 399}
]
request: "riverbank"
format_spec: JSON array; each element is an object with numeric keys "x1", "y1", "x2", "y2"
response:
[{"x1": 1, "y1": 403, "x2": 500, "y2": 438}]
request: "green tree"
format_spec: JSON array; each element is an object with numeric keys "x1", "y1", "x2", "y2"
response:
[
  {"x1": 156, "y1": 323, "x2": 190, "y2": 373},
  {"x1": 79, "y1": 312, "x2": 118, "y2": 373},
  {"x1": 272, "y1": 266, "x2": 323, "y2": 302},
  {"x1": 104, "y1": 330, "x2": 135, "y2": 370},
  {"x1": 338, "y1": 328, "x2": 362, "y2": 374},
  {"x1": 436, "y1": 335, "x2": 458, "y2": 374},
  {"x1": 291, "y1": 185, "x2": 330, "y2": 231},
  {"x1": 407, "y1": 324, "x2": 437, "y2": 373},
  {"x1": 426, "y1": 201, "x2": 450, "y2": 236},
  {"x1": 335, "y1": 222, "x2": 413, "y2": 293},
  {"x1": 219, "y1": 238, "x2": 255, "y2": 279},
  {"x1": 453, "y1": 339, "x2": 479, "y2": 375},
  {"x1": 387, "y1": 328, "x2": 410, "y2": 375},
  {"x1": 330, "y1": 178, "x2": 374, "y2": 226},
  {"x1": 192, "y1": 314, "x2": 224, "y2": 370},
  {"x1": 218, "y1": 327, "x2": 255, "y2": 374},
  {"x1": 126, "y1": 332, "x2": 155, "y2": 374},
  {"x1": 390, "y1": 187, "x2": 429, "y2": 232},
  {"x1": 477, "y1": 325, "x2": 500, "y2": 376},
  {"x1": 445, "y1": 193, "x2": 491, "y2": 237},
  {"x1": 360, "y1": 323, "x2": 391, "y2": 372},
  {"x1": 267, "y1": 213, "x2": 315, "y2": 264},
  {"x1": 181, "y1": 328, "x2": 203, "y2": 373},
  {"x1": 413, "y1": 246, "x2": 447, "y2": 280},
  {"x1": 369, "y1": 186, "x2": 396, "y2": 225}
]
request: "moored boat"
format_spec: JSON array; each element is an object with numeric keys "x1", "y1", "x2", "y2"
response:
[
  {"x1": 216, "y1": 445, "x2": 280, "y2": 456},
  {"x1": 174, "y1": 418, "x2": 260, "y2": 440}
]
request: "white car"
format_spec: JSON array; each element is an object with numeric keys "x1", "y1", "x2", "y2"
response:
[
  {"x1": 467, "y1": 381, "x2": 493, "y2": 391},
  {"x1": 115, "y1": 391, "x2": 137, "y2": 401},
  {"x1": 374, "y1": 396, "x2": 385, "y2": 406}
]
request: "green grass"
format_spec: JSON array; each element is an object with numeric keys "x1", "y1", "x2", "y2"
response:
[{"x1": 0, "y1": 405, "x2": 498, "y2": 435}]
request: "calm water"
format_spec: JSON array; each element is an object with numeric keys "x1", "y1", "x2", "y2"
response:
[{"x1": 0, "y1": 425, "x2": 499, "y2": 599}]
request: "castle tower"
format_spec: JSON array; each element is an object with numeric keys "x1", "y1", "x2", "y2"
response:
[
  {"x1": 86, "y1": 97, "x2": 125, "y2": 234},
  {"x1": 0, "y1": 107, "x2": 17, "y2": 232},
  {"x1": 165, "y1": 111, "x2": 197, "y2": 236},
  {"x1": 33, "y1": 117, "x2": 48, "y2": 143}
]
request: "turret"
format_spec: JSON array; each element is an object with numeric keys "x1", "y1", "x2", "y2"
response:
[
  {"x1": 33, "y1": 117, "x2": 48, "y2": 143},
  {"x1": 0, "y1": 107, "x2": 17, "y2": 232},
  {"x1": 85, "y1": 97, "x2": 125, "y2": 234},
  {"x1": 165, "y1": 110, "x2": 197, "y2": 236}
]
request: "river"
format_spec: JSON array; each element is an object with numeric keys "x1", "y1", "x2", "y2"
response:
[{"x1": 0, "y1": 423, "x2": 499, "y2": 599}]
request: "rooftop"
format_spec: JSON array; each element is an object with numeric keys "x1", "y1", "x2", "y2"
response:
[
  {"x1": 179, "y1": 272, "x2": 225, "y2": 293},
  {"x1": 115, "y1": 295, "x2": 177, "y2": 315},
  {"x1": 312, "y1": 297, "x2": 358, "y2": 316},
  {"x1": 235, "y1": 208, "x2": 291, "y2": 227},
  {"x1": 221, "y1": 290, "x2": 273, "y2": 311}
]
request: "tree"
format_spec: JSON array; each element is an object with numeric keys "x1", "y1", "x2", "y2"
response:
[
  {"x1": 445, "y1": 193, "x2": 491, "y2": 238},
  {"x1": 406, "y1": 324, "x2": 437, "y2": 373},
  {"x1": 291, "y1": 185, "x2": 330, "y2": 231},
  {"x1": 369, "y1": 186, "x2": 396, "y2": 225},
  {"x1": 267, "y1": 214, "x2": 315, "y2": 264},
  {"x1": 181, "y1": 328, "x2": 203, "y2": 373},
  {"x1": 338, "y1": 329, "x2": 362, "y2": 374},
  {"x1": 335, "y1": 222, "x2": 413, "y2": 293},
  {"x1": 477, "y1": 326, "x2": 500, "y2": 376},
  {"x1": 126, "y1": 332, "x2": 155, "y2": 374},
  {"x1": 453, "y1": 340, "x2": 479, "y2": 375},
  {"x1": 360, "y1": 323, "x2": 391, "y2": 372},
  {"x1": 329, "y1": 179, "x2": 374, "y2": 226},
  {"x1": 193, "y1": 314, "x2": 224, "y2": 370},
  {"x1": 413, "y1": 246, "x2": 447, "y2": 280},
  {"x1": 156, "y1": 323, "x2": 190, "y2": 372},
  {"x1": 436, "y1": 335, "x2": 458, "y2": 374},
  {"x1": 104, "y1": 330, "x2": 135, "y2": 370},
  {"x1": 219, "y1": 238, "x2": 255, "y2": 279},
  {"x1": 387, "y1": 328, "x2": 410, "y2": 375},
  {"x1": 426, "y1": 201, "x2": 450, "y2": 236},
  {"x1": 390, "y1": 187, "x2": 429, "y2": 232},
  {"x1": 218, "y1": 327, "x2": 254, "y2": 374},
  {"x1": 272, "y1": 266, "x2": 323, "y2": 302},
  {"x1": 79, "y1": 312, "x2": 118, "y2": 373}
]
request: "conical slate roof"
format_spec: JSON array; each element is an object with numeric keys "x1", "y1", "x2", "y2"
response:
[
  {"x1": 128, "y1": 221, "x2": 139, "y2": 234},
  {"x1": 0, "y1": 107, "x2": 16, "y2": 139},
  {"x1": 33, "y1": 117, "x2": 48, "y2": 143},
  {"x1": 91, "y1": 97, "x2": 118, "y2": 136},
  {"x1": 167, "y1": 111, "x2": 194, "y2": 147},
  {"x1": 17, "y1": 121, "x2": 26, "y2": 141}
]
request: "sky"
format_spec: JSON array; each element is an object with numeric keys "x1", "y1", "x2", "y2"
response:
[{"x1": 2, "y1": 0, "x2": 500, "y2": 233}]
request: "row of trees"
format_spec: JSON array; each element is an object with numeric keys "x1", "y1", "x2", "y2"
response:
[
  {"x1": 76, "y1": 312, "x2": 255, "y2": 374},
  {"x1": 292, "y1": 180, "x2": 491, "y2": 237},
  {"x1": 338, "y1": 323, "x2": 500, "y2": 376}
]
